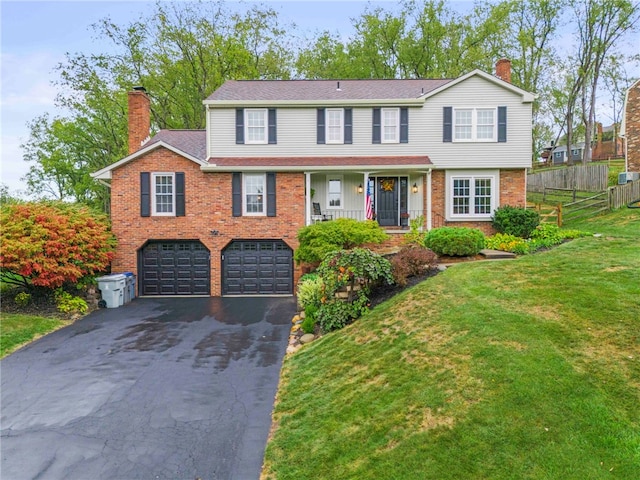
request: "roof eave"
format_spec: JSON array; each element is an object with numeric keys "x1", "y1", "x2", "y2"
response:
[
  {"x1": 201, "y1": 163, "x2": 433, "y2": 173},
  {"x1": 203, "y1": 98, "x2": 426, "y2": 108},
  {"x1": 90, "y1": 141, "x2": 207, "y2": 180}
]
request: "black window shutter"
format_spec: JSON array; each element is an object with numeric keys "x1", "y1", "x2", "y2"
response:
[
  {"x1": 268, "y1": 108, "x2": 277, "y2": 144},
  {"x1": 236, "y1": 109, "x2": 244, "y2": 144},
  {"x1": 175, "y1": 172, "x2": 185, "y2": 217},
  {"x1": 443, "y1": 106, "x2": 452, "y2": 142},
  {"x1": 400, "y1": 107, "x2": 409, "y2": 143},
  {"x1": 232, "y1": 173, "x2": 242, "y2": 217},
  {"x1": 140, "y1": 172, "x2": 150, "y2": 217},
  {"x1": 317, "y1": 109, "x2": 325, "y2": 144},
  {"x1": 372, "y1": 108, "x2": 381, "y2": 144},
  {"x1": 266, "y1": 173, "x2": 276, "y2": 217},
  {"x1": 498, "y1": 106, "x2": 507, "y2": 142},
  {"x1": 344, "y1": 108, "x2": 353, "y2": 144}
]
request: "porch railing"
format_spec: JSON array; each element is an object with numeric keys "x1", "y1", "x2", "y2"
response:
[{"x1": 315, "y1": 210, "x2": 446, "y2": 229}]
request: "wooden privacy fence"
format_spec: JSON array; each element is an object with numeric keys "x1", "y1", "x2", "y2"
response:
[
  {"x1": 608, "y1": 180, "x2": 640, "y2": 209},
  {"x1": 527, "y1": 164, "x2": 609, "y2": 193}
]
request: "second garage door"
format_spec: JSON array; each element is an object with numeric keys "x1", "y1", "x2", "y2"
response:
[{"x1": 222, "y1": 240, "x2": 293, "y2": 295}]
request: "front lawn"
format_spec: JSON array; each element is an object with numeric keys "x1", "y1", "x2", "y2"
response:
[
  {"x1": 263, "y1": 208, "x2": 640, "y2": 479},
  {"x1": 0, "y1": 313, "x2": 69, "y2": 358}
]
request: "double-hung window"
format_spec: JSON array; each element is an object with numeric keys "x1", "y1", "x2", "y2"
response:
[
  {"x1": 448, "y1": 171, "x2": 497, "y2": 220},
  {"x1": 245, "y1": 109, "x2": 267, "y2": 144},
  {"x1": 382, "y1": 108, "x2": 399, "y2": 143},
  {"x1": 326, "y1": 108, "x2": 344, "y2": 143},
  {"x1": 243, "y1": 173, "x2": 266, "y2": 215},
  {"x1": 454, "y1": 108, "x2": 496, "y2": 142},
  {"x1": 152, "y1": 173, "x2": 175, "y2": 216}
]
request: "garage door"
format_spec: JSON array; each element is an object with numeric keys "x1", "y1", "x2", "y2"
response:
[
  {"x1": 222, "y1": 240, "x2": 293, "y2": 295},
  {"x1": 139, "y1": 241, "x2": 210, "y2": 296}
]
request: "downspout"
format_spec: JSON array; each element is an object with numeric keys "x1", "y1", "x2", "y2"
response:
[{"x1": 426, "y1": 170, "x2": 432, "y2": 230}]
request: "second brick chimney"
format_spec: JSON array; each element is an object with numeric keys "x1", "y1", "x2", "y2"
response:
[
  {"x1": 128, "y1": 86, "x2": 150, "y2": 155},
  {"x1": 495, "y1": 58, "x2": 512, "y2": 84}
]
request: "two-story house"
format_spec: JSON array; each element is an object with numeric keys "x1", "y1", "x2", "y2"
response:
[{"x1": 92, "y1": 59, "x2": 534, "y2": 297}]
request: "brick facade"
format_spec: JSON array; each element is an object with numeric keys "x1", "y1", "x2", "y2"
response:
[
  {"x1": 110, "y1": 148, "x2": 304, "y2": 296},
  {"x1": 625, "y1": 81, "x2": 640, "y2": 173},
  {"x1": 428, "y1": 168, "x2": 526, "y2": 236}
]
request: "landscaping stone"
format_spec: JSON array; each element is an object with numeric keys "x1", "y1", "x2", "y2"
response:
[
  {"x1": 300, "y1": 333, "x2": 315, "y2": 344},
  {"x1": 292, "y1": 315, "x2": 300, "y2": 324}
]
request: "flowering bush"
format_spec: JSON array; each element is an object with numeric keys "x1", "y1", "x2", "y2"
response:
[{"x1": 484, "y1": 233, "x2": 530, "y2": 254}]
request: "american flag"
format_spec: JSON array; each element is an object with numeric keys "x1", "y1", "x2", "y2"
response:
[{"x1": 365, "y1": 181, "x2": 373, "y2": 220}]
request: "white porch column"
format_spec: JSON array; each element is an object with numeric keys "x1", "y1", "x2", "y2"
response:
[
  {"x1": 426, "y1": 169, "x2": 432, "y2": 230},
  {"x1": 363, "y1": 172, "x2": 370, "y2": 219},
  {"x1": 305, "y1": 172, "x2": 312, "y2": 225}
]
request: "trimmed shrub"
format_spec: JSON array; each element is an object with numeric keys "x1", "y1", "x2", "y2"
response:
[
  {"x1": 491, "y1": 205, "x2": 540, "y2": 238},
  {"x1": 423, "y1": 227, "x2": 485, "y2": 257},
  {"x1": 54, "y1": 288, "x2": 88, "y2": 315},
  {"x1": 391, "y1": 246, "x2": 438, "y2": 286},
  {"x1": 294, "y1": 218, "x2": 388, "y2": 265},
  {"x1": 14, "y1": 291, "x2": 31, "y2": 307},
  {"x1": 296, "y1": 274, "x2": 324, "y2": 310},
  {"x1": 301, "y1": 304, "x2": 318, "y2": 334}
]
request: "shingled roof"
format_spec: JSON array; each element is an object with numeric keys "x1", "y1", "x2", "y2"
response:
[
  {"x1": 145, "y1": 129, "x2": 207, "y2": 161},
  {"x1": 206, "y1": 79, "x2": 453, "y2": 102}
]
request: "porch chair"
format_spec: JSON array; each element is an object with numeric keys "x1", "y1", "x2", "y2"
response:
[{"x1": 312, "y1": 202, "x2": 332, "y2": 222}]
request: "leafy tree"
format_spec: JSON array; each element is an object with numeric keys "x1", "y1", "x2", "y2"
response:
[{"x1": 0, "y1": 202, "x2": 116, "y2": 289}]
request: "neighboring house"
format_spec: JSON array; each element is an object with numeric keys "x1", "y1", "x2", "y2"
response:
[
  {"x1": 543, "y1": 142, "x2": 585, "y2": 165},
  {"x1": 620, "y1": 78, "x2": 640, "y2": 173},
  {"x1": 592, "y1": 122, "x2": 623, "y2": 160},
  {"x1": 92, "y1": 59, "x2": 534, "y2": 297}
]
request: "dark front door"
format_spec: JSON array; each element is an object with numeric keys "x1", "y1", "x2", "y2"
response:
[
  {"x1": 222, "y1": 240, "x2": 293, "y2": 295},
  {"x1": 377, "y1": 177, "x2": 398, "y2": 226},
  {"x1": 139, "y1": 241, "x2": 210, "y2": 296}
]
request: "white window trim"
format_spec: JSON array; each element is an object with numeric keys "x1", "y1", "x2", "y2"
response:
[
  {"x1": 151, "y1": 172, "x2": 175, "y2": 217},
  {"x1": 243, "y1": 173, "x2": 267, "y2": 216},
  {"x1": 245, "y1": 108, "x2": 268, "y2": 145},
  {"x1": 326, "y1": 175, "x2": 343, "y2": 210},
  {"x1": 445, "y1": 170, "x2": 499, "y2": 221},
  {"x1": 326, "y1": 108, "x2": 344, "y2": 144},
  {"x1": 453, "y1": 107, "x2": 497, "y2": 143},
  {"x1": 381, "y1": 107, "x2": 400, "y2": 144}
]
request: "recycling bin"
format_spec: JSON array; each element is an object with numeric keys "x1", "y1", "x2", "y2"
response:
[
  {"x1": 96, "y1": 274, "x2": 126, "y2": 308},
  {"x1": 123, "y1": 272, "x2": 136, "y2": 303}
]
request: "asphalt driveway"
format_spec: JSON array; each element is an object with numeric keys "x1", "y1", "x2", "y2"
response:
[{"x1": 1, "y1": 296, "x2": 296, "y2": 480}]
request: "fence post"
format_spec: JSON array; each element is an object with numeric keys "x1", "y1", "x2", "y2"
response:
[{"x1": 557, "y1": 204, "x2": 562, "y2": 227}]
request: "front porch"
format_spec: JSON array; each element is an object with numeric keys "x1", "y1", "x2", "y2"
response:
[{"x1": 304, "y1": 171, "x2": 441, "y2": 230}]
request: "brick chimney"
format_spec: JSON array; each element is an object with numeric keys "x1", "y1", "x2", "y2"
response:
[
  {"x1": 495, "y1": 58, "x2": 512, "y2": 84},
  {"x1": 128, "y1": 86, "x2": 150, "y2": 155}
]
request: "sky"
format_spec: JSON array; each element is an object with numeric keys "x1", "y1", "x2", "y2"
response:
[
  {"x1": 1, "y1": 0, "x2": 408, "y2": 195},
  {"x1": 1, "y1": 1, "x2": 638, "y2": 196}
]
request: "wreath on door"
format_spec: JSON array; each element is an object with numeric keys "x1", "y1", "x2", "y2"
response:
[{"x1": 380, "y1": 178, "x2": 395, "y2": 192}]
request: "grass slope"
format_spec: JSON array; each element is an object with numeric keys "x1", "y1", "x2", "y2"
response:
[
  {"x1": 263, "y1": 209, "x2": 640, "y2": 480},
  {"x1": 0, "y1": 313, "x2": 68, "y2": 358}
]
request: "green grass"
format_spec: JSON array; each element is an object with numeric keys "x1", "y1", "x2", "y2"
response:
[
  {"x1": 263, "y1": 208, "x2": 640, "y2": 479},
  {"x1": 0, "y1": 313, "x2": 68, "y2": 358}
]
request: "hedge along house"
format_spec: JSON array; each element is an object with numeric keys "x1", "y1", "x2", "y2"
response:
[{"x1": 92, "y1": 59, "x2": 535, "y2": 297}]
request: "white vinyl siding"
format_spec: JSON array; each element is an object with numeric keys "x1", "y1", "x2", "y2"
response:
[
  {"x1": 243, "y1": 173, "x2": 266, "y2": 215},
  {"x1": 326, "y1": 108, "x2": 344, "y2": 144},
  {"x1": 152, "y1": 173, "x2": 175, "y2": 216},
  {"x1": 207, "y1": 76, "x2": 532, "y2": 169},
  {"x1": 245, "y1": 109, "x2": 267, "y2": 144}
]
